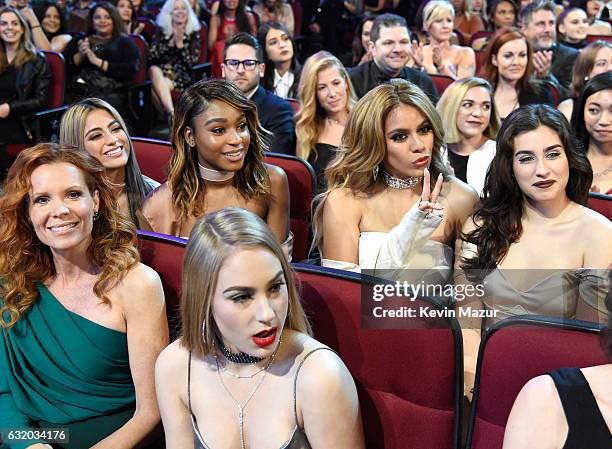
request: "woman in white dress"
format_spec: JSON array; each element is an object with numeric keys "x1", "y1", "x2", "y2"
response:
[{"x1": 313, "y1": 79, "x2": 477, "y2": 274}]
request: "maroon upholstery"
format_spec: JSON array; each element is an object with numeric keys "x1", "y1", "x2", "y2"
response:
[
  {"x1": 265, "y1": 152, "x2": 315, "y2": 262},
  {"x1": 137, "y1": 230, "x2": 187, "y2": 335},
  {"x1": 289, "y1": 0, "x2": 302, "y2": 36},
  {"x1": 136, "y1": 16, "x2": 157, "y2": 42},
  {"x1": 469, "y1": 30, "x2": 493, "y2": 47},
  {"x1": 475, "y1": 51, "x2": 486, "y2": 74},
  {"x1": 131, "y1": 137, "x2": 173, "y2": 183},
  {"x1": 197, "y1": 21, "x2": 209, "y2": 64},
  {"x1": 294, "y1": 264, "x2": 463, "y2": 449},
  {"x1": 40, "y1": 50, "x2": 65, "y2": 108},
  {"x1": 129, "y1": 34, "x2": 148, "y2": 84},
  {"x1": 286, "y1": 98, "x2": 299, "y2": 114},
  {"x1": 430, "y1": 74, "x2": 455, "y2": 96},
  {"x1": 468, "y1": 316, "x2": 606, "y2": 449},
  {"x1": 544, "y1": 80, "x2": 559, "y2": 106},
  {"x1": 586, "y1": 34, "x2": 612, "y2": 43},
  {"x1": 588, "y1": 192, "x2": 612, "y2": 220}
]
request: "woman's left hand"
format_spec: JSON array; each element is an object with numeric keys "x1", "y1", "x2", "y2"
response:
[{"x1": 419, "y1": 168, "x2": 444, "y2": 215}]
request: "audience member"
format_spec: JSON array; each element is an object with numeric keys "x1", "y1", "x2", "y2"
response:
[
  {"x1": 63, "y1": 2, "x2": 140, "y2": 118},
  {"x1": 451, "y1": 0, "x2": 485, "y2": 43},
  {"x1": 571, "y1": 72, "x2": 612, "y2": 194},
  {"x1": 472, "y1": 0, "x2": 517, "y2": 50},
  {"x1": 59, "y1": 97, "x2": 159, "y2": 228},
  {"x1": 302, "y1": 0, "x2": 349, "y2": 57},
  {"x1": 418, "y1": 1, "x2": 476, "y2": 79},
  {"x1": 65, "y1": 0, "x2": 95, "y2": 34},
  {"x1": 149, "y1": 0, "x2": 201, "y2": 117},
  {"x1": 502, "y1": 293, "x2": 612, "y2": 449},
  {"x1": 0, "y1": 6, "x2": 50, "y2": 177},
  {"x1": 314, "y1": 79, "x2": 476, "y2": 272},
  {"x1": 348, "y1": 13, "x2": 439, "y2": 102},
  {"x1": 116, "y1": 0, "x2": 145, "y2": 35},
  {"x1": 559, "y1": 40, "x2": 612, "y2": 121},
  {"x1": 208, "y1": 0, "x2": 256, "y2": 51},
  {"x1": 0, "y1": 143, "x2": 168, "y2": 448},
  {"x1": 132, "y1": 0, "x2": 155, "y2": 19},
  {"x1": 257, "y1": 21, "x2": 301, "y2": 99},
  {"x1": 480, "y1": 27, "x2": 553, "y2": 120},
  {"x1": 253, "y1": 0, "x2": 294, "y2": 35},
  {"x1": 437, "y1": 77, "x2": 500, "y2": 195},
  {"x1": 155, "y1": 207, "x2": 365, "y2": 448},
  {"x1": 557, "y1": 7, "x2": 589, "y2": 50},
  {"x1": 520, "y1": 0, "x2": 578, "y2": 98},
  {"x1": 34, "y1": 1, "x2": 72, "y2": 52},
  {"x1": 6, "y1": 0, "x2": 52, "y2": 50},
  {"x1": 573, "y1": 0, "x2": 612, "y2": 36},
  {"x1": 468, "y1": 0, "x2": 488, "y2": 22},
  {"x1": 141, "y1": 79, "x2": 291, "y2": 251},
  {"x1": 351, "y1": 15, "x2": 376, "y2": 66},
  {"x1": 222, "y1": 32, "x2": 296, "y2": 154},
  {"x1": 296, "y1": 51, "x2": 357, "y2": 195}
]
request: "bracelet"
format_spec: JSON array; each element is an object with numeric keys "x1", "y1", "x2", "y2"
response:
[{"x1": 31, "y1": 25, "x2": 41, "y2": 29}]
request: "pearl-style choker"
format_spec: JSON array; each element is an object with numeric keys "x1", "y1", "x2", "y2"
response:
[{"x1": 198, "y1": 162, "x2": 235, "y2": 182}]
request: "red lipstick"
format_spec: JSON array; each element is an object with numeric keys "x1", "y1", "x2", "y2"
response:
[
  {"x1": 252, "y1": 328, "x2": 277, "y2": 347},
  {"x1": 413, "y1": 156, "x2": 430, "y2": 168}
]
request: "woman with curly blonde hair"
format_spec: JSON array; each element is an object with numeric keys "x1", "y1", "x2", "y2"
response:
[
  {"x1": 0, "y1": 143, "x2": 168, "y2": 448},
  {"x1": 296, "y1": 51, "x2": 356, "y2": 194},
  {"x1": 141, "y1": 79, "x2": 291, "y2": 249},
  {"x1": 313, "y1": 79, "x2": 477, "y2": 273}
]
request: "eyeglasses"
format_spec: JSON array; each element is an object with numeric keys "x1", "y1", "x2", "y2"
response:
[{"x1": 223, "y1": 59, "x2": 260, "y2": 71}]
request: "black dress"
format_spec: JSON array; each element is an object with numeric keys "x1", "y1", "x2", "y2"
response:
[
  {"x1": 548, "y1": 367, "x2": 612, "y2": 449},
  {"x1": 0, "y1": 65, "x2": 27, "y2": 145},
  {"x1": 308, "y1": 143, "x2": 337, "y2": 196}
]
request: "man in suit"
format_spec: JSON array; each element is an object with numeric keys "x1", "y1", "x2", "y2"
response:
[
  {"x1": 348, "y1": 13, "x2": 439, "y2": 103},
  {"x1": 223, "y1": 33, "x2": 296, "y2": 155},
  {"x1": 520, "y1": 0, "x2": 578, "y2": 99}
]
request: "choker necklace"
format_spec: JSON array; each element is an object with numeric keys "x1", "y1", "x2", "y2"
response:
[
  {"x1": 381, "y1": 168, "x2": 422, "y2": 189},
  {"x1": 593, "y1": 163, "x2": 612, "y2": 177},
  {"x1": 216, "y1": 335, "x2": 282, "y2": 449},
  {"x1": 217, "y1": 336, "x2": 264, "y2": 364},
  {"x1": 198, "y1": 162, "x2": 235, "y2": 182}
]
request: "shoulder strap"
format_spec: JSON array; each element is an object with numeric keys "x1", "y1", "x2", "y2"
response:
[
  {"x1": 188, "y1": 351, "x2": 193, "y2": 413},
  {"x1": 293, "y1": 347, "x2": 337, "y2": 426}
]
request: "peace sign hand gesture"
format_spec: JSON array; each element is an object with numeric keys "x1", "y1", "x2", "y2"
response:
[{"x1": 418, "y1": 168, "x2": 444, "y2": 216}]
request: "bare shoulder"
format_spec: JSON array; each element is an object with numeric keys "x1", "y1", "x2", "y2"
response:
[
  {"x1": 576, "y1": 205, "x2": 612, "y2": 266},
  {"x1": 443, "y1": 177, "x2": 478, "y2": 217},
  {"x1": 265, "y1": 163, "x2": 288, "y2": 187},
  {"x1": 458, "y1": 45, "x2": 475, "y2": 58},
  {"x1": 324, "y1": 187, "x2": 362, "y2": 221},
  {"x1": 114, "y1": 262, "x2": 165, "y2": 310},
  {"x1": 156, "y1": 338, "x2": 190, "y2": 374},
  {"x1": 577, "y1": 205, "x2": 612, "y2": 232},
  {"x1": 142, "y1": 182, "x2": 172, "y2": 209}
]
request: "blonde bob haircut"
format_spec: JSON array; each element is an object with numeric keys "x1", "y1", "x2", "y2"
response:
[
  {"x1": 423, "y1": 0, "x2": 455, "y2": 31},
  {"x1": 436, "y1": 77, "x2": 500, "y2": 144},
  {"x1": 313, "y1": 79, "x2": 449, "y2": 248},
  {"x1": 295, "y1": 50, "x2": 357, "y2": 161},
  {"x1": 180, "y1": 207, "x2": 311, "y2": 357}
]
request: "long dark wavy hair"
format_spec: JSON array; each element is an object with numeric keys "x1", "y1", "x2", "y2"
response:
[
  {"x1": 257, "y1": 21, "x2": 301, "y2": 98},
  {"x1": 169, "y1": 79, "x2": 270, "y2": 222},
  {"x1": 462, "y1": 104, "x2": 593, "y2": 273},
  {"x1": 570, "y1": 72, "x2": 612, "y2": 154},
  {"x1": 218, "y1": 0, "x2": 251, "y2": 34}
]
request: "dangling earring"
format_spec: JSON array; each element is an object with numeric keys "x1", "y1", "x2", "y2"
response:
[
  {"x1": 373, "y1": 165, "x2": 380, "y2": 181},
  {"x1": 93, "y1": 211, "x2": 100, "y2": 222}
]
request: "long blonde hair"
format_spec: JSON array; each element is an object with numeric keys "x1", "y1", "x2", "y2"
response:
[
  {"x1": 295, "y1": 51, "x2": 356, "y2": 161},
  {"x1": 312, "y1": 79, "x2": 449, "y2": 248}
]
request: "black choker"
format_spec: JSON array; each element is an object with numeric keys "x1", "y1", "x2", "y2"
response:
[{"x1": 216, "y1": 336, "x2": 264, "y2": 364}]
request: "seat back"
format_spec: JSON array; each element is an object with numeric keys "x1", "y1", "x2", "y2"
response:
[
  {"x1": 129, "y1": 34, "x2": 148, "y2": 83},
  {"x1": 470, "y1": 30, "x2": 493, "y2": 48},
  {"x1": 264, "y1": 152, "x2": 315, "y2": 262},
  {"x1": 467, "y1": 316, "x2": 606, "y2": 449},
  {"x1": 137, "y1": 230, "x2": 187, "y2": 336},
  {"x1": 39, "y1": 50, "x2": 65, "y2": 108},
  {"x1": 430, "y1": 74, "x2": 455, "y2": 96},
  {"x1": 197, "y1": 20, "x2": 208, "y2": 64},
  {"x1": 544, "y1": 80, "x2": 560, "y2": 106},
  {"x1": 588, "y1": 192, "x2": 612, "y2": 220},
  {"x1": 475, "y1": 51, "x2": 486, "y2": 74},
  {"x1": 294, "y1": 264, "x2": 463, "y2": 449},
  {"x1": 586, "y1": 34, "x2": 612, "y2": 43},
  {"x1": 136, "y1": 16, "x2": 157, "y2": 42},
  {"x1": 289, "y1": 0, "x2": 302, "y2": 36},
  {"x1": 131, "y1": 137, "x2": 173, "y2": 183}
]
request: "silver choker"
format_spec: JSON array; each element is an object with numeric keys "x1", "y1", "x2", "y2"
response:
[
  {"x1": 381, "y1": 169, "x2": 422, "y2": 189},
  {"x1": 198, "y1": 162, "x2": 235, "y2": 182}
]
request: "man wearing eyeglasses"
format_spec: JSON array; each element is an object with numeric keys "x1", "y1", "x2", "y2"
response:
[{"x1": 222, "y1": 33, "x2": 296, "y2": 155}]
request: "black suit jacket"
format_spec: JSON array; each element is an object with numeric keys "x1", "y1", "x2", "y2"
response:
[
  {"x1": 348, "y1": 60, "x2": 440, "y2": 104},
  {"x1": 251, "y1": 86, "x2": 296, "y2": 155},
  {"x1": 551, "y1": 43, "x2": 579, "y2": 91}
]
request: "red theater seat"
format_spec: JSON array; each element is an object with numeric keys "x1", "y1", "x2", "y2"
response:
[
  {"x1": 137, "y1": 230, "x2": 187, "y2": 336},
  {"x1": 467, "y1": 316, "x2": 606, "y2": 449},
  {"x1": 588, "y1": 192, "x2": 612, "y2": 220},
  {"x1": 264, "y1": 152, "x2": 315, "y2": 262},
  {"x1": 131, "y1": 137, "x2": 173, "y2": 184},
  {"x1": 294, "y1": 264, "x2": 463, "y2": 449},
  {"x1": 431, "y1": 74, "x2": 455, "y2": 96}
]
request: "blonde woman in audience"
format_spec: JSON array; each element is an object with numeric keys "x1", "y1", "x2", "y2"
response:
[
  {"x1": 419, "y1": 1, "x2": 476, "y2": 80},
  {"x1": 156, "y1": 207, "x2": 364, "y2": 448},
  {"x1": 141, "y1": 79, "x2": 290, "y2": 249},
  {"x1": 296, "y1": 51, "x2": 356, "y2": 195},
  {"x1": 558, "y1": 40, "x2": 612, "y2": 121},
  {"x1": 314, "y1": 79, "x2": 476, "y2": 273},
  {"x1": 437, "y1": 77, "x2": 500, "y2": 195},
  {"x1": 456, "y1": 104, "x2": 612, "y2": 395},
  {"x1": 60, "y1": 97, "x2": 159, "y2": 228},
  {"x1": 0, "y1": 144, "x2": 168, "y2": 448}
]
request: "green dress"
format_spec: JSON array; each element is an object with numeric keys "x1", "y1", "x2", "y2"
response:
[{"x1": 0, "y1": 283, "x2": 136, "y2": 449}]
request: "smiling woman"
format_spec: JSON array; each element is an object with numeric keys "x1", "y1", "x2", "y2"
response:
[
  {"x1": 141, "y1": 79, "x2": 291, "y2": 251},
  {"x1": 155, "y1": 207, "x2": 364, "y2": 449},
  {"x1": 0, "y1": 143, "x2": 168, "y2": 449}
]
